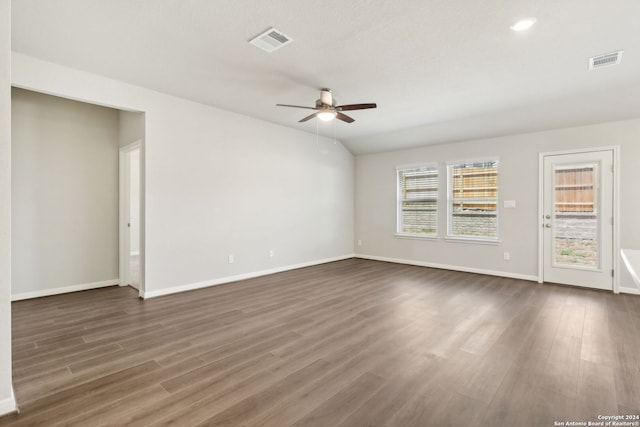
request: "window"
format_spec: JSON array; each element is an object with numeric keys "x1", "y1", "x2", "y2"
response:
[
  {"x1": 397, "y1": 165, "x2": 439, "y2": 236},
  {"x1": 447, "y1": 160, "x2": 499, "y2": 240}
]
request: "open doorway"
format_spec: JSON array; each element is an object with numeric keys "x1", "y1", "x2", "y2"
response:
[
  {"x1": 12, "y1": 89, "x2": 146, "y2": 301},
  {"x1": 119, "y1": 141, "x2": 144, "y2": 296}
]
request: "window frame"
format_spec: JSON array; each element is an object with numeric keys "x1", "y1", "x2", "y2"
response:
[
  {"x1": 396, "y1": 163, "x2": 440, "y2": 238},
  {"x1": 446, "y1": 159, "x2": 499, "y2": 242}
]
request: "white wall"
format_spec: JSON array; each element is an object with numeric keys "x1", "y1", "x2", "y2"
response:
[
  {"x1": 11, "y1": 88, "x2": 120, "y2": 299},
  {"x1": 12, "y1": 53, "x2": 354, "y2": 298},
  {"x1": 0, "y1": 0, "x2": 15, "y2": 416},
  {"x1": 355, "y1": 119, "x2": 640, "y2": 290}
]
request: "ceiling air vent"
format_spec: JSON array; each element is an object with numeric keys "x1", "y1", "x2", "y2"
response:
[
  {"x1": 249, "y1": 27, "x2": 293, "y2": 53},
  {"x1": 589, "y1": 51, "x2": 623, "y2": 70}
]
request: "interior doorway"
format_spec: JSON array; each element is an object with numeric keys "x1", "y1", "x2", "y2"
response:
[
  {"x1": 119, "y1": 141, "x2": 143, "y2": 296},
  {"x1": 539, "y1": 148, "x2": 616, "y2": 290}
]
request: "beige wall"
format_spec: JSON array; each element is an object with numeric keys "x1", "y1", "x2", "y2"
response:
[
  {"x1": 119, "y1": 110, "x2": 144, "y2": 147},
  {"x1": 355, "y1": 119, "x2": 640, "y2": 291},
  {"x1": 11, "y1": 88, "x2": 120, "y2": 298},
  {"x1": 12, "y1": 54, "x2": 355, "y2": 298}
]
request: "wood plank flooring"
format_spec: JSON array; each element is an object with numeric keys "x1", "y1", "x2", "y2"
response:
[{"x1": 2, "y1": 258, "x2": 640, "y2": 426}]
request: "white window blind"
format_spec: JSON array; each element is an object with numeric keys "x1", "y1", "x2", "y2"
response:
[
  {"x1": 397, "y1": 165, "x2": 438, "y2": 236},
  {"x1": 447, "y1": 160, "x2": 499, "y2": 239}
]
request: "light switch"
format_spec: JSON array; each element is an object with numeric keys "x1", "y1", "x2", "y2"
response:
[{"x1": 503, "y1": 200, "x2": 516, "y2": 209}]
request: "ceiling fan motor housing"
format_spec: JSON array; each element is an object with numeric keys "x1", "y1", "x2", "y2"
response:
[
  {"x1": 316, "y1": 99, "x2": 337, "y2": 108},
  {"x1": 319, "y1": 89, "x2": 335, "y2": 106}
]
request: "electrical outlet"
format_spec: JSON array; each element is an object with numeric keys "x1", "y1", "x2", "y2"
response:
[
  {"x1": 269, "y1": 249, "x2": 274, "y2": 257},
  {"x1": 357, "y1": 239, "x2": 362, "y2": 247},
  {"x1": 228, "y1": 254, "x2": 234, "y2": 264},
  {"x1": 503, "y1": 252, "x2": 510, "y2": 261}
]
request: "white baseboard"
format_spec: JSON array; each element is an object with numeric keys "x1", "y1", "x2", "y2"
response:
[
  {"x1": 619, "y1": 286, "x2": 640, "y2": 295},
  {"x1": 143, "y1": 254, "x2": 355, "y2": 299},
  {"x1": 354, "y1": 254, "x2": 539, "y2": 282},
  {"x1": 0, "y1": 389, "x2": 17, "y2": 417},
  {"x1": 11, "y1": 279, "x2": 119, "y2": 301}
]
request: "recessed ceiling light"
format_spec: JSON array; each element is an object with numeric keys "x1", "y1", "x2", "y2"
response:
[{"x1": 510, "y1": 17, "x2": 537, "y2": 32}]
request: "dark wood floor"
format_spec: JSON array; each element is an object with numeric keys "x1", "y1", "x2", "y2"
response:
[{"x1": 3, "y1": 259, "x2": 640, "y2": 426}]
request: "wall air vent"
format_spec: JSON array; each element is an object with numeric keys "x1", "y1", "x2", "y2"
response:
[
  {"x1": 589, "y1": 51, "x2": 623, "y2": 70},
  {"x1": 249, "y1": 27, "x2": 293, "y2": 53}
]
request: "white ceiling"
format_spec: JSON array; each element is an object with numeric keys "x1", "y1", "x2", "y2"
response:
[{"x1": 11, "y1": 0, "x2": 640, "y2": 154}]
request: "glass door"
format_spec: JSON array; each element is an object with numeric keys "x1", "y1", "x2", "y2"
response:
[{"x1": 542, "y1": 150, "x2": 613, "y2": 290}]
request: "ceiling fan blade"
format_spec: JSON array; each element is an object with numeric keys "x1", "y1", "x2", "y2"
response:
[
  {"x1": 299, "y1": 112, "x2": 319, "y2": 122},
  {"x1": 336, "y1": 103, "x2": 377, "y2": 111},
  {"x1": 276, "y1": 104, "x2": 318, "y2": 110},
  {"x1": 336, "y1": 112, "x2": 355, "y2": 123}
]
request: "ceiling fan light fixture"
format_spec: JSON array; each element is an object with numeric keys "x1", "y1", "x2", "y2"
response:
[
  {"x1": 510, "y1": 17, "x2": 537, "y2": 32},
  {"x1": 317, "y1": 110, "x2": 337, "y2": 121},
  {"x1": 276, "y1": 89, "x2": 375, "y2": 123}
]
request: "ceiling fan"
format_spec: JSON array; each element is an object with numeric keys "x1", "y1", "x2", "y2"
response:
[{"x1": 276, "y1": 89, "x2": 377, "y2": 123}]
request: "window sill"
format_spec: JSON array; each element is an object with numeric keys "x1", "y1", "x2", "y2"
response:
[
  {"x1": 444, "y1": 236, "x2": 501, "y2": 245},
  {"x1": 394, "y1": 233, "x2": 439, "y2": 241}
]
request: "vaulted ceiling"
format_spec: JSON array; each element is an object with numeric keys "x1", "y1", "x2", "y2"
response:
[{"x1": 11, "y1": 0, "x2": 640, "y2": 154}]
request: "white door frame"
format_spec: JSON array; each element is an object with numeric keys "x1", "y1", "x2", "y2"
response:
[
  {"x1": 119, "y1": 140, "x2": 144, "y2": 297},
  {"x1": 537, "y1": 146, "x2": 620, "y2": 293}
]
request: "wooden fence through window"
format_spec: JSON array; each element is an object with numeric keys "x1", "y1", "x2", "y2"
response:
[
  {"x1": 554, "y1": 167, "x2": 595, "y2": 213},
  {"x1": 451, "y1": 166, "x2": 497, "y2": 211}
]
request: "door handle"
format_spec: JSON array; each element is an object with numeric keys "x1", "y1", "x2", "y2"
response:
[{"x1": 544, "y1": 223, "x2": 551, "y2": 228}]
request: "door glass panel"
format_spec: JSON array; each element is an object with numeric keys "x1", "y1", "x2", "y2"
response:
[{"x1": 553, "y1": 163, "x2": 599, "y2": 268}]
